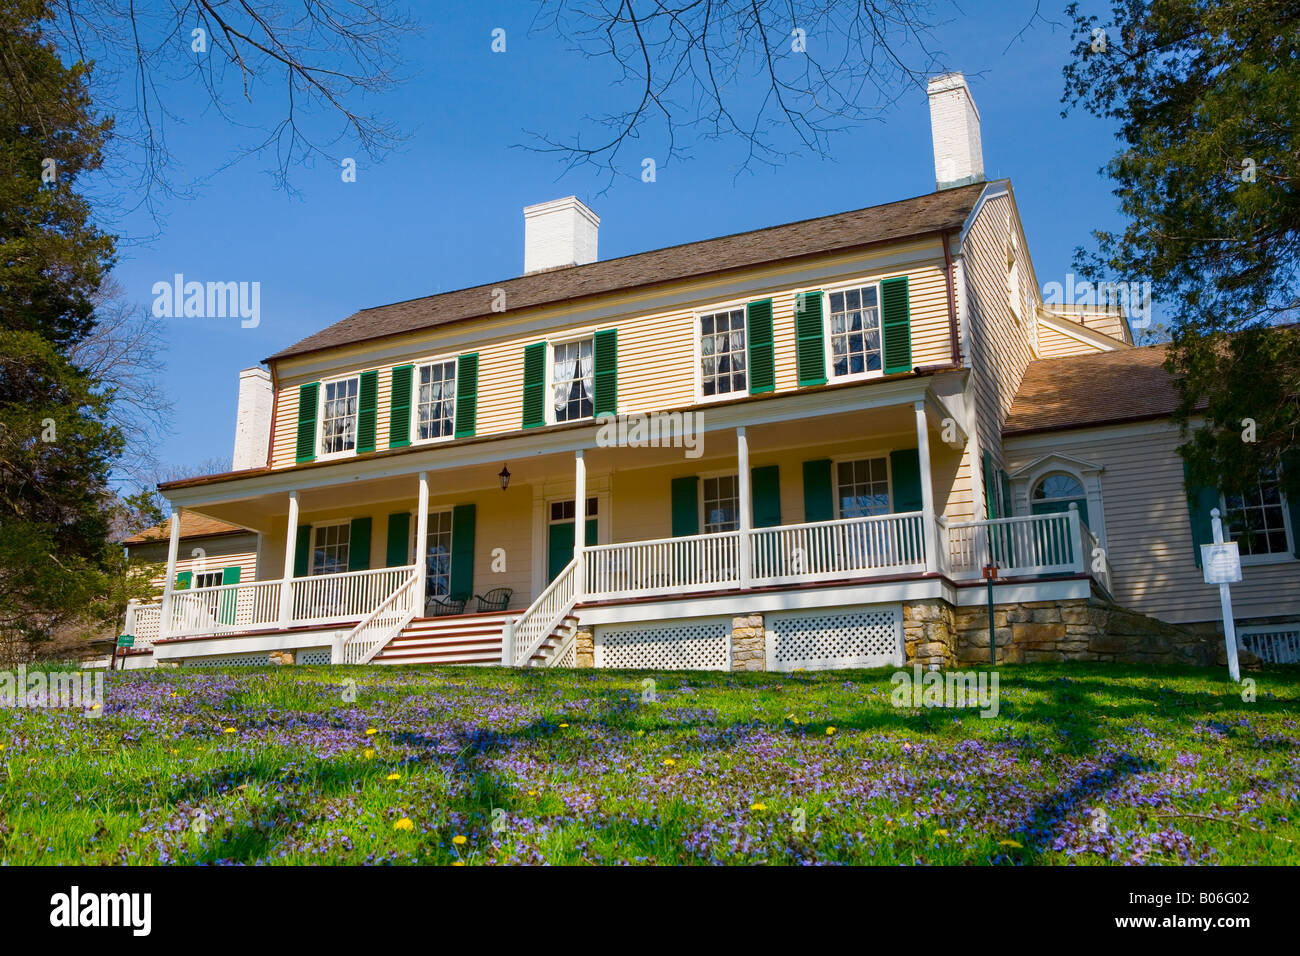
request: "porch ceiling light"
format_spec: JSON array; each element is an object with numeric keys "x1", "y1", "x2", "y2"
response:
[{"x1": 498, "y1": 464, "x2": 511, "y2": 491}]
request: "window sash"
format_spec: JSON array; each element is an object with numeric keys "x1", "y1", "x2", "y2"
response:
[
  {"x1": 827, "y1": 285, "x2": 882, "y2": 378},
  {"x1": 312, "y1": 523, "x2": 351, "y2": 575},
  {"x1": 702, "y1": 475, "x2": 739, "y2": 533},
  {"x1": 836, "y1": 457, "x2": 890, "y2": 518},
  {"x1": 700, "y1": 308, "x2": 747, "y2": 397},
  {"x1": 416, "y1": 360, "x2": 457, "y2": 441},
  {"x1": 424, "y1": 510, "x2": 454, "y2": 597},
  {"x1": 552, "y1": 339, "x2": 594, "y2": 423},
  {"x1": 1223, "y1": 475, "x2": 1291, "y2": 557},
  {"x1": 320, "y1": 377, "x2": 359, "y2": 455}
]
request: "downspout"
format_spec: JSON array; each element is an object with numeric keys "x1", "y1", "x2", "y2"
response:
[
  {"x1": 266, "y1": 362, "x2": 280, "y2": 469},
  {"x1": 942, "y1": 230, "x2": 962, "y2": 366}
]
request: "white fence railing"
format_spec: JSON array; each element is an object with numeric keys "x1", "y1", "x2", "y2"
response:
[
  {"x1": 945, "y1": 506, "x2": 1111, "y2": 591},
  {"x1": 585, "y1": 530, "x2": 741, "y2": 600},
  {"x1": 341, "y1": 570, "x2": 420, "y2": 664},
  {"x1": 749, "y1": 511, "x2": 927, "y2": 586},
  {"x1": 124, "y1": 601, "x2": 162, "y2": 648},
  {"x1": 166, "y1": 578, "x2": 284, "y2": 638},
  {"x1": 509, "y1": 556, "x2": 581, "y2": 666}
]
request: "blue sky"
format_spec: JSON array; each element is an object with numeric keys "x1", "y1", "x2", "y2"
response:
[{"x1": 96, "y1": 1, "x2": 1125, "y2": 484}]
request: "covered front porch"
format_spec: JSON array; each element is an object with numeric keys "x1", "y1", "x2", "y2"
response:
[{"x1": 136, "y1": 376, "x2": 1111, "y2": 666}]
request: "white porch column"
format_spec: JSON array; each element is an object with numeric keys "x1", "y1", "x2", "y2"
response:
[
  {"x1": 416, "y1": 471, "x2": 430, "y2": 606},
  {"x1": 736, "y1": 426, "x2": 752, "y2": 589},
  {"x1": 278, "y1": 491, "x2": 299, "y2": 627},
  {"x1": 914, "y1": 401, "x2": 939, "y2": 574},
  {"x1": 573, "y1": 449, "x2": 586, "y2": 599},
  {"x1": 159, "y1": 508, "x2": 183, "y2": 637}
]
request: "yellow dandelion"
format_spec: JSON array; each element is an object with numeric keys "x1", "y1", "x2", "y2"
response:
[
  {"x1": 526, "y1": 789, "x2": 538, "y2": 797},
  {"x1": 393, "y1": 817, "x2": 414, "y2": 831},
  {"x1": 935, "y1": 829, "x2": 949, "y2": 836},
  {"x1": 222, "y1": 727, "x2": 236, "y2": 734},
  {"x1": 558, "y1": 723, "x2": 569, "y2": 728},
  {"x1": 452, "y1": 860, "x2": 465, "y2": 866},
  {"x1": 825, "y1": 726, "x2": 837, "y2": 736},
  {"x1": 169, "y1": 748, "x2": 178, "y2": 755},
  {"x1": 452, "y1": 835, "x2": 467, "y2": 846},
  {"x1": 169, "y1": 692, "x2": 178, "y2": 699},
  {"x1": 998, "y1": 839, "x2": 1023, "y2": 848},
  {"x1": 386, "y1": 773, "x2": 401, "y2": 781},
  {"x1": 751, "y1": 802, "x2": 767, "y2": 812},
  {"x1": 363, "y1": 748, "x2": 376, "y2": 759},
  {"x1": 365, "y1": 728, "x2": 378, "y2": 736},
  {"x1": 662, "y1": 758, "x2": 676, "y2": 766}
]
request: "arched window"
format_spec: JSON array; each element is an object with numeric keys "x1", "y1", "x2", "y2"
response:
[{"x1": 1031, "y1": 472, "x2": 1089, "y2": 526}]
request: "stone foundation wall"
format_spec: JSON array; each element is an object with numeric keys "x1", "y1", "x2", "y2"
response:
[
  {"x1": 574, "y1": 628, "x2": 594, "y2": 668},
  {"x1": 730, "y1": 614, "x2": 765, "y2": 671},
  {"x1": 903, "y1": 599, "x2": 956, "y2": 668}
]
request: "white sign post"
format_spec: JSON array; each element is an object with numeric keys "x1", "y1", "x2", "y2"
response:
[{"x1": 1201, "y1": 508, "x2": 1243, "y2": 682}]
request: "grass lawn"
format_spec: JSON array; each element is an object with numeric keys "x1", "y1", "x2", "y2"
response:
[{"x1": 1, "y1": 662, "x2": 1297, "y2": 865}]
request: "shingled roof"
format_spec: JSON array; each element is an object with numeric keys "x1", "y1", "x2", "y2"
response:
[
  {"x1": 266, "y1": 182, "x2": 988, "y2": 362},
  {"x1": 124, "y1": 513, "x2": 250, "y2": 545},
  {"x1": 1004, "y1": 345, "x2": 1183, "y2": 436}
]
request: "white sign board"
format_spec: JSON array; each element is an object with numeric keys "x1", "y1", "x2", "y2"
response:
[{"x1": 1201, "y1": 542, "x2": 1243, "y2": 585}]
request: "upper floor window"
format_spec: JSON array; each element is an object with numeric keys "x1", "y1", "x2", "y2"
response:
[
  {"x1": 320, "y1": 376, "x2": 358, "y2": 455},
  {"x1": 702, "y1": 475, "x2": 739, "y2": 533},
  {"x1": 312, "y1": 522, "x2": 350, "y2": 575},
  {"x1": 827, "y1": 285, "x2": 882, "y2": 378},
  {"x1": 700, "y1": 308, "x2": 746, "y2": 397},
  {"x1": 837, "y1": 457, "x2": 890, "y2": 517},
  {"x1": 552, "y1": 338, "x2": 594, "y2": 423},
  {"x1": 1223, "y1": 473, "x2": 1293, "y2": 558},
  {"x1": 416, "y1": 359, "x2": 457, "y2": 441}
]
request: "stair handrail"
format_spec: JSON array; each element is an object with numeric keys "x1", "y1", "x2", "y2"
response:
[
  {"x1": 340, "y1": 569, "x2": 420, "y2": 664},
  {"x1": 509, "y1": 555, "x2": 580, "y2": 667}
]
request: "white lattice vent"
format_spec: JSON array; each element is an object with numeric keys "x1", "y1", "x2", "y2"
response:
[
  {"x1": 551, "y1": 639, "x2": 577, "y2": 668},
  {"x1": 1239, "y1": 626, "x2": 1300, "y2": 664},
  {"x1": 595, "y1": 618, "x2": 730, "y2": 671},
  {"x1": 297, "y1": 648, "x2": 333, "y2": 666},
  {"x1": 186, "y1": 653, "x2": 272, "y2": 668},
  {"x1": 768, "y1": 604, "x2": 903, "y2": 671}
]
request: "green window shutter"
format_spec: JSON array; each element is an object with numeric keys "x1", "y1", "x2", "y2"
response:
[
  {"x1": 295, "y1": 382, "x2": 319, "y2": 463},
  {"x1": 890, "y1": 449, "x2": 923, "y2": 513},
  {"x1": 746, "y1": 299, "x2": 776, "y2": 394},
  {"x1": 795, "y1": 291, "x2": 826, "y2": 386},
  {"x1": 671, "y1": 476, "x2": 700, "y2": 536},
  {"x1": 385, "y1": 512, "x2": 411, "y2": 567},
  {"x1": 455, "y1": 353, "x2": 479, "y2": 438},
  {"x1": 881, "y1": 276, "x2": 913, "y2": 375},
  {"x1": 218, "y1": 566, "x2": 241, "y2": 624},
  {"x1": 347, "y1": 517, "x2": 372, "y2": 571},
  {"x1": 593, "y1": 329, "x2": 618, "y2": 417},
  {"x1": 802, "y1": 459, "x2": 834, "y2": 522},
  {"x1": 450, "y1": 504, "x2": 476, "y2": 597},
  {"x1": 982, "y1": 450, "x2": 999, "y2": 519},
  {"x1": 522, "y1": 342, "x2": 547, "y2": 428},
  {"x1": 751, "y1": 465, "x2": 782, "y2": 527},
  {"x1": 175, "y1": 570, "x2": 192, "y2": 590},
  {"x1": 356, "y1": 370, "x2": 379, "y2": 453},
  {"x1": 1183, "y1": 461, "x2": 1219, "y2": 568},
  {"x1": 1285, "y1": 451, "x2": 1300, "y2": 558},
  {"x1": 999, "y1": 469, "x2": 1014, "y2": 519},
  {"x1": 389, "y1": 365, "x2": 413, "y2": 448},
  {"x1": 294, "y1": 525, "x2": 312, "y2": 577}
]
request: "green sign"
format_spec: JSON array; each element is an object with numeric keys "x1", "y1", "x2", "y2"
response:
[{"x1": 117, "y1": 634, "x2": 135, "y2": 648}]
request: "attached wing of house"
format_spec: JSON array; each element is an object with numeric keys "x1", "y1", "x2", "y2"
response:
[{"x1": 130, "y1": 72, "x2": 1298, "y2": 671}]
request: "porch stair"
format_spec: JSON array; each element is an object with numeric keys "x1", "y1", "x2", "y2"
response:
[
  {"x1": 526, "y1": 614, "x2": 579, "y2": 667},
  {"x1": 373, "y1": 611, "x2": 510, "y2": 666}
]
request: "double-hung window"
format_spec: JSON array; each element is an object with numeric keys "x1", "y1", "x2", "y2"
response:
[
  {"x1": 700, "y1": 308, "x2": 746, "y2": 397},
  {"x1": 827, "y1": 285, "x2": 882, "y2": 379},
  {"x1": 312, "y1": 523, "x2": 351, "y2": 575},
  {"x1": 1223, "y1": 473, "x2": 1293, "y2": 559},
  {"x1": 552, "y1": 338, "x2": 594, "y2": 423},
  {"x1": 416, "y1": 359, "x2": 457, "y2": 441},
  {"x1": 702, "y1": 475, "x2": 740, "y2": 533},
  {"x1": 320, "y1": 376, "x2": 359, "y2": 455},
  {"x1": 836, "y1": 458, "x2": 891, "y2": 517},
  {"x1": 424, "y1": 510, "x2": 454, "y2": 597}
]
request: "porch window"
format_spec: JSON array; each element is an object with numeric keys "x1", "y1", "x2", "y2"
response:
[
  {"x1": 836, "y1": 458, "x2": 890, "y2": 517},
  {"x1": 700, "y1": 308, "x2": 746, "y2": 397},
  {"x1": 702, "y1": 475, "x2": 739, "y2": 533},
  {"x1": 827, "y1": 285, "x2": 882, "y2": 378},
  {"x1": 425, "y1": 510, "x2": 454, "y2": 596},
  {"x1": 1223, "y1": 473, "x2": 1292, "y2": 558},
  {"x1": 193, "y1": 570, "x2": 224, "y2": 589},
  {"x1": 320, "y1": 376, "x2": 359, "y2": 455},
  {"x1": 416, "y1": 360, "x2": 457, "y2": 441},
  {"x1": 552, "y1": 338, "x2": 594, "y2": 423},
  {"x1": 312, "y1": 522, "x2": 350, "y2": 575}
]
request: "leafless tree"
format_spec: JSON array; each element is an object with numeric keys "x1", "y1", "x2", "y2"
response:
[
  {"x1": 47, "y1": 0, "x2": 414, "y2": 211},
  {"x1": 524, "y1": 0, "x2": 963, "y2": 186}
]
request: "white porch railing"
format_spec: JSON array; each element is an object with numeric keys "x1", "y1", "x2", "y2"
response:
[
  {"x1": 123, "y1": 600, "x2": 162, "y2": 648},
  {"x1": 157, "y1": 565, "x2": 419, "y2": 640},
  {"x1": 945, "y1": 506, "x2": 1107, "y2": 587},
  {"x1": 509, "y1": 556, "x2": 581, "y2": 666},
  {"x1": 340, "y1": 570, "x2": 420, "y2": 664},
  {"x1": 749, "y1": 511, "x2": 927, "y2": 586},
  {"x1": 585, "y1": 529, "x2": 741, "y2": 600}
]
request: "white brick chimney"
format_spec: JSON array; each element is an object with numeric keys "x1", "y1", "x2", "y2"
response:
[
  {"x1": 927, "y1": 72, "x2": 985, "y2": 190},
  {"x1": 232, "y1": 366, "x2": 273, "y2": 470},
  {"x1": 523, "y1": 196, "x2": 599, "y2": 273}
]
